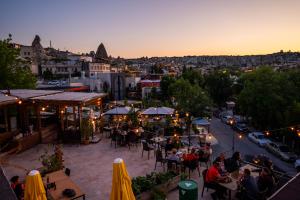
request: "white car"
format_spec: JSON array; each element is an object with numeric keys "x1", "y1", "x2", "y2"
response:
[
  {"x1": 48, "y1": 80, "x2": 60, "y2": 85},
  {"x1": 248, "y1": 132, "x2": 271, "y2": 147}
]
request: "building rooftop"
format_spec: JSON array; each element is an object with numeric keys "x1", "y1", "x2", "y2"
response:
[
  {"x1": 0, "y1": 93, "x2": 18, "y2": 106},
  {"x1": 31, "y1": 92, "x2": 106, "y2": 104},
  {"x1": 1, "y1": 89, "x2": 63, "y2": 100}
]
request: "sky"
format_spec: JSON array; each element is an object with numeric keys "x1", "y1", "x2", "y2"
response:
[{"x1": 0, "y1": 0, "x2": 300, "y2": 58}]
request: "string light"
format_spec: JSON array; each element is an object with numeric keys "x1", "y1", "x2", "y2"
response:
[
  {"x1": 265, "y1": 131, "x2": 270, "y2": 136},
  {"x1": 18, "y1": 100, "x2": 22, "y2": 104},
  {"x1": 41, "y1": 107, "x2": 45, "y2": 111},
  {"x1": 290, "y1": 127, "x2": 295, "y2": 131},
  {"x1": 238, "y1": 134, "x2": 243, "y2": 139}
]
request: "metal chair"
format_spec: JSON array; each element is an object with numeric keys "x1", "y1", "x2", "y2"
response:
[
  {"x1": 154, "y1": 149, "x2": 166, "y2": 171},
  {"x1": 141, "y1": 140, "x2": 154, "y2": 159}
]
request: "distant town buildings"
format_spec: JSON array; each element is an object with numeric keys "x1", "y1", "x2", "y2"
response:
[{"x1": 14, "y1": 35, "x2": 300, "y2": 100}]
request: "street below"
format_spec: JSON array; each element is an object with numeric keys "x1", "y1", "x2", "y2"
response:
[{"x1": 210, "y1": 117, "x2": 297, "y2": 176}]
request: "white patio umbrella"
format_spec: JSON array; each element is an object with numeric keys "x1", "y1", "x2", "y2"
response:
[
  {"x1": 104, "y1": 106, "x2": 138, "y2": 115},
  {"x1": 141, "y1": 107, "x2": 174, "y2": 115}
]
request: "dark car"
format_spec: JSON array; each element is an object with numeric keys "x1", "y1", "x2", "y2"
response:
[{"x1": 232, "y1": 123, "x2": 249, "y2": 133}]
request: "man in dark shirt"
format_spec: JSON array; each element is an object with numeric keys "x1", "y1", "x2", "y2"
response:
[{"x1": 239, "y1": 169, "x2": 259, "y2": 199}]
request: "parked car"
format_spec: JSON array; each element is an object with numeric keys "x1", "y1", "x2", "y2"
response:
[
  {"x1": 295, "y1": 159, "x2": 300, "y2": 172},
  {"x1": 248, "y1": 132, "x2": 271, "y2": 147},
  {"x1": 265, "y1": 142, "x2": 297, "y2": 162},
  {"x1": 232, "y1": 123, "x2": 249, "y2": 133},
  {"x1": 48, "y1": 80, "x2": 60, "y2": 85},
  {"x1": 221, "y1": 115, "x2": 233, "y2": 125}
]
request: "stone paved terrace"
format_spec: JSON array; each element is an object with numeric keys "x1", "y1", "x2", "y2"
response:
[{"x1": 1, "y1": 137, "x2": 218, "y2": 200}]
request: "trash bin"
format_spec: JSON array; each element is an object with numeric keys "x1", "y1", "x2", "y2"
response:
[{"x1": 178, "y1": 180, "x2": 198, "y2": 200}]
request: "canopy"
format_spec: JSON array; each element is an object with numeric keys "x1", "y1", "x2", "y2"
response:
[
  {"x1": 24, "y1": 170, "x2": 46, "y2": 200},
  {"x1": 104, "y1": 107, "x2": 138, "y2": 115},
  {"x1": 192, "y1": 118, "x2": 210, "y2": 126},
  {"x1": 141, "y1": 107, "x2": 174, "y2": 115},
  {"x1": 110, "y1": 158, "x2": 136, "y2": 200}
]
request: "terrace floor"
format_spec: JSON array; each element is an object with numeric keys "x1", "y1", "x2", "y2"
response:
[{"x1": 2, "y1": 137, "x2": 221, "y2": 200}]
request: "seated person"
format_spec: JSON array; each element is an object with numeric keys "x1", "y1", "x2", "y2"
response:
[
  {"x1": 183, "y1": 148, "x2": 199, "y2": 161},
  {"x1": 166, "y1": 149, "x2": 180, "y2": 162},
  {"x1": 257, "y1": 168, "x2": 275, "y2": 196},
  {"x1": 225, "y1": 151, "x2": 242, "y2": 173},
  {"x1": 238, "y1": 169, "x2": 259, "y2": 200},
  {"x1": 10, "y1": 176, "x2": 24, "y2": 200},
  {"x1": 206, "y1": 161, "x2": 228, "y2": 200},
  {"x1": 214, "y1": 156, "x2": 227, "y2": 175},
  {"x1": 165, "y1": 138, "x2": 175, "y2": 153}
]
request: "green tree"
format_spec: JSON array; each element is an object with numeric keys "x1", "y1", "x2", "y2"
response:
[
  {"x1": 169, "y1": 78, "x2": 211, "y2": 117},
  {"x1": 0, "y1": 35, "x2": 36, "y2": 89},
  {"x1": 182, "y1": 69, "x2": 204, "y2": 87},
  {"x1": 238, "y1": 67, "x2": 296, "y2": 129},
  {"x1": 42, "y1": 69, "x2": 53, "y2": 80},
  {"x1": 204, "y1": 70, "x2": 234, "y2": 107},
  {"x1": 160, "y1": 75, "x2": 176, "y2": 100}
]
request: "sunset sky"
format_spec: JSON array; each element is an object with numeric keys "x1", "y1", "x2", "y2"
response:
[{"x1": 1, "y1": 0, "x2": 300, "y2": 58}]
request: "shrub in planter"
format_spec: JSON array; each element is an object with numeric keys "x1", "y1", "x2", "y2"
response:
[
  {"x1": 151, "y1": 188, "x2": 166, "y2": 200},
  {"x1": 132, "y1": 171, "x2": 177, "y2": 197}
]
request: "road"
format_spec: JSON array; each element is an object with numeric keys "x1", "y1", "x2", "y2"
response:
[{"x1": 210, "y1": 117, "x2": 297, "y2": 176}]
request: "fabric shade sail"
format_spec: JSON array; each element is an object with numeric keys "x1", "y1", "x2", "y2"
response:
[{"x1": 141, "y1": 107, "x2": 174, "y2": 115}]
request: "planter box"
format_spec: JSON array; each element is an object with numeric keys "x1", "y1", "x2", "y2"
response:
[{"x1": 136, "y1": 175, "x2": 180, "y2": 200}]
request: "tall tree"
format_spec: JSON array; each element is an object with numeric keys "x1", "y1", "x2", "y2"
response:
[
  {"x1": 238, "y1": 67, "x2": 296, "y2": 129},
  {"x1": 169, "y1": 78, "x2": 211, "y2": 117},
  {"x1": 204, "y1": 70, "x2": 234, "y2": 107},
  {"x1": 160, "y1": 75, "x2": 176, "y2": 100},
  {"x1": 0, "y1": 35, "x2": 36, "y2": 89}
]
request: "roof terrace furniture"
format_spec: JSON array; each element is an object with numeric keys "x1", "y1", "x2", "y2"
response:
[{"x1": 43, "y1": 170, "x2": 85, "y2": 200}]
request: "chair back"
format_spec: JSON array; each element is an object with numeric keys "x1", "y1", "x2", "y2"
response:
[
  {"x1": 202, "y1": 169, "x2": 208, "y2": 183},
  {"x1": 156, "y1": 149, "x2": 163, "y2": 161},
  {"x1": 142, "y1": 140, "x2": 150, "y2": 151}
]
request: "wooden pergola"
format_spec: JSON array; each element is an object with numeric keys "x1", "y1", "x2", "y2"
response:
[
  {"x1": 0, "y1": 93, "x2": 18, "y2": 135},
  {"x1": 31, "y1": 92, "x2": 107, "y2": 142}
]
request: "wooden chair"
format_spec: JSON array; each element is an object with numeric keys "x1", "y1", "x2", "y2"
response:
[
  {"x1": 127, "y1": 131, "x2": 138, "y2": 150},
  {"x1": 154, "y1": 149, "x2": 166, "y2": 171},
  {"x1": 199, "y1": 151, "x2": 210, "y2": 168},
  {"x1": 111, "y1": 132, "x2": 121, "y2": 148},
  {"x1": 201, "y1": 169, "x2": 215, "y2": 197},
  {"x1": 141, "y1": 140, "x2": 154, "y2": 159},
  {"x1": 183, "y1": 159, "x2": 201, "y2": 179}
]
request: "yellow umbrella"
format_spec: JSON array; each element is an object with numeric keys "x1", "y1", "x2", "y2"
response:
[
  {"x1": 110, "y1": 158, "x2": 136, "y2": 200},
  {"x1": 24, "y1": 170, "x2": 47, "y2": 200}
]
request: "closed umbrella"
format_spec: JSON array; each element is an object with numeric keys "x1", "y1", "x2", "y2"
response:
[
  {"x1": 110, "y1": 158, "x2": 136, "y2": 200},
  {"x1": 24, "y1": 170, "x2": 46, "y2": 200}
]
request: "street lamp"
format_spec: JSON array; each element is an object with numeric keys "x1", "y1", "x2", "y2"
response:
[{"x1": 185, "y1": 112, "x2": 192, "y2": 152}]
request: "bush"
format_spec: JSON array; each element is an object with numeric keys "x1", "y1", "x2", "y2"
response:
[{"x1": 132, "y1": 171, "x2": 177, "y2": 195}]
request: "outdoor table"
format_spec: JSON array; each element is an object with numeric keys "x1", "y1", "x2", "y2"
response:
[
  {"x1": 151, "y1": 136, "x2": 166, "y2": 149},
  {"x1": 43, "y1": 170, "x2": 85, "y2": 200},
  {"x1": 218, "y1": 164, "x2": 259, "y2": 200}
]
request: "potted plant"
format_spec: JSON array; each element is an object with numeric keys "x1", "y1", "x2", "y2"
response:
[
  {"x1": 39, "y1": 145, "x2": 64, "y2": 175},
  {"x1": 80, "y1": 118, "x2": 93, "y2": 144}
]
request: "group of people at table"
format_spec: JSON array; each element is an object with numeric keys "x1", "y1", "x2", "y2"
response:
[
  {"x1": 206, "y1": 152, "x2": 279, "y2": 200},
  {"x1": 161, "y1": 138, "x2": 212, "y2": 172}
]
